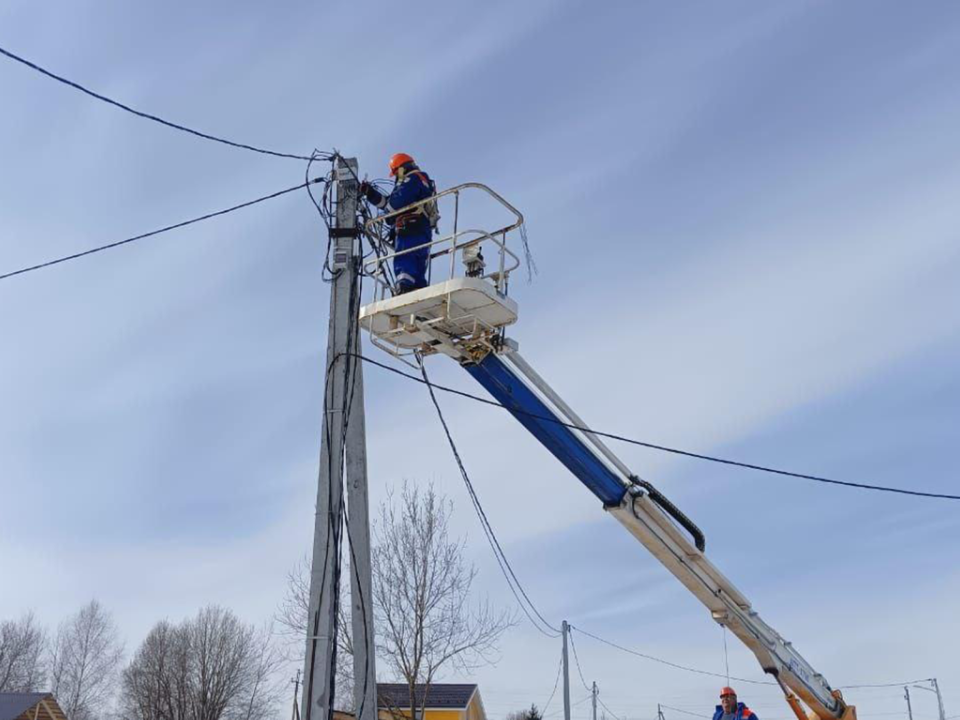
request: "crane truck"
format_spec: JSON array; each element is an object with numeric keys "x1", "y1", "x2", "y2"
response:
[{"x1": 357, "y1": 184, "x2": 856, "y2": 720}]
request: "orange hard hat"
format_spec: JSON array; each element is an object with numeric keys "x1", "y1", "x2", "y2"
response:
[
  {"x1": 389, "y1": 152, "x2": 415, "y2": 176},
  {"x1": 720, "y1": 687, "x2": 737, "y2": 698}
]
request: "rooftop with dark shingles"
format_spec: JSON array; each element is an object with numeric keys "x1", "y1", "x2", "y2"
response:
[
  {"x1": 0, "y1": 693, "x2": 51, "y2": 720},
  {"x1": 377, "y1": 683, "x2": 477, "y2": 710}
]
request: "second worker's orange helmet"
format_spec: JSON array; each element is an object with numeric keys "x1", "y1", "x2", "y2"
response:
[{"x1": 389, "y1": 152, "x2": 415, "y2": 176}]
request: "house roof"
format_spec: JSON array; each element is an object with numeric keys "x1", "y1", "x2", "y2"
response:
[
  {"x1": 0, "y1": 693, "x2": 66, "y2": 720},
  {"x1": 377, "y1": 683, "x2": 477, "y2": 710}
]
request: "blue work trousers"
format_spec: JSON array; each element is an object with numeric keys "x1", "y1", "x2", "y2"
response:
[{"x1": 394, "y1": 230, "x2": 431, "y2": 290}]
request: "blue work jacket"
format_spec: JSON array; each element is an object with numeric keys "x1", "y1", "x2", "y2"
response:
[
  {"x1": 713, "y1": 703, "x2": 757, "y2": 720},
  {"x1": 370, "y1": 170, "x2": 435, "y2": 235}
]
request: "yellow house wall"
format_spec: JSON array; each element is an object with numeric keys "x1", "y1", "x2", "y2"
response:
[
  {"x1": 379, "y1": 710, "x2": 464, "y2": 720},
  {"x1": 427, "y1": 711, "x2": 463, "y2": 720},
  {"x1": 467, "y1": 695, "x2": 485, "y2": 720}
]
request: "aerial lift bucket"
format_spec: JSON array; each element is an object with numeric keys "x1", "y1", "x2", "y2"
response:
[{"x1": 358, "y1": 183, "x2": 524, "y2": 363}]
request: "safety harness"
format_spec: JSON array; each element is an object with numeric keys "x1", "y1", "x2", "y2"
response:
[{"x1": 395, "y1": 170, "x2": 440, "y2": 233}]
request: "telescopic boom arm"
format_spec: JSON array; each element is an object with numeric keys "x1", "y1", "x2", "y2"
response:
[{"x1": 463, "y1": 347, "x2": 856, "y2": 720}]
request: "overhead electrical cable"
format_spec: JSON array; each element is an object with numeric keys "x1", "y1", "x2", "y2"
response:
[
  {"x1": 568, "y1": 631, "x2": 593, "y2": 693},
  {"x1": 395, "y1": 553, "x2": 929, "y2": 709},
  {"x1": 659, "y1": 705, "x2": 710, "y2": 719},
  {"x1": 419, "y1": 358, "x2": 561, "y2": 638},
  {"x1": 545, "y1": 695, "x2": 592, "y2": 716},
  {"x1": 570, "y1": 626, "x2": 775, "y2": 686},
  {"x1": 567, "y1": 631, "x2": 620, "y2": 720},
  {"x1": 540, "y1": 650, "x2": 565, "y2": 717},
  {"x1": 839, "y1": 680, "x2": 931, "y2": 689},
  {"x1": 0, "y1": 44, "x2": 325, "y2": 162},
  {"x1": 0, "y1": 178, "x2": 323, "y2": 282},
  {"x1": 596, "y1": 696, "x2": 622, "y2": 720},
  {"x1": 350, "y1": 353, "x2": 960, "y2": 501},
  {"x1": 722, "y1": 626, "x2": 731, "y2": 685}
]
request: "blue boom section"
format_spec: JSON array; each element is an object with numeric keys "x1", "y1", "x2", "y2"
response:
[{"x1": 463, "y1": 353, "x2": 628, "y2": 507}]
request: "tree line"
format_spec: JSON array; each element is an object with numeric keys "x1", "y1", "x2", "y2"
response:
[
  {"x1": 1, "y1": 483, "x2": 515, "y2": 720},
  {"x1": 0, "y1": 601, "x2": 282, "y2": 720}
]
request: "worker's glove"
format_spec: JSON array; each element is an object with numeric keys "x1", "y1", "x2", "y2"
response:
[{"x1": 359, "y1": 181, "x2": 382, "y2": 205}]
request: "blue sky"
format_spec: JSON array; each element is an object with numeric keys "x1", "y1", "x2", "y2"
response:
[{"x1": 2, "y1": 1, "x2": 959, "y2": 719}]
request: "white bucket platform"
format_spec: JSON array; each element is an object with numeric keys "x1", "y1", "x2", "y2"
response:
[{"x1": 359, "y1": 277, "x2": 518, "y2": 360}]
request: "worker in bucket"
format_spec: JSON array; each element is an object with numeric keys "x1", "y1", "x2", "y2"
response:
[
  {"x1": 713, "y1": 687, "x2": 757, "y2": 720},
  {"x1": 360, "y1": 153, "x2": 438, "y2": 295}
]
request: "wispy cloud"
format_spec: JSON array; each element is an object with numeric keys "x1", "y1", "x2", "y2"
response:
[{"x1": 2, "y1": 0, "x2": 959, "y2": 716}]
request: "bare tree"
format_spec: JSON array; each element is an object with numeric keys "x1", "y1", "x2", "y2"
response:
[
  {"x1": 49, "y1": 599, "x2": 125, "y2": 720},
  {"x1": 236, "y1": 625, "x2": 287, "y2": 720},
  {"x1": 121, "y1": 621, "x2": 191, "y2": 720},
  {"x1": 0, "y1": 612, "x2": 46, "y2": 692},
  {"x1": 275, "y1": 556, "x2": 354, "y2": 711},
  {"x1": 275, "y1": 556, "x2": 313, "y2": 643},
  {"x1": 121, "y1": 606, "x2": 284, "y2": 720},
  {"x1": 373, "y1": 482, "x2": 514, "y2": 720}
]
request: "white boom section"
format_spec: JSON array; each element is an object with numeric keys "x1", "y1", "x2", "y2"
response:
[{"x1": 503, "y1": 351, "x2": 846, "y2": 720}]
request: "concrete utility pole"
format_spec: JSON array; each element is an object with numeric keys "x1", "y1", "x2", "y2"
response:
[
  {"x1": 562, "y1": 621, "x2": 572, "y2": 720},
  {"x1": 302, "y1": 157, "x2": 377, "y2": 720},
  {"x1": 591, "y1": 681, "x2": 598, "y2": 720},
  {"x1": 905, "y1": 687, "x2": 914, "y2": 720},
  {"x1": 931, "y1": 678, "x2": 946, "y2": 720},
  {"x1": 913, "y1": 680, "x2": 947, "y2": 720}
]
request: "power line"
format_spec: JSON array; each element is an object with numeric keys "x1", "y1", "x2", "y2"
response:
[
  {"x1": 659, "y1": 705, "x2": 709, "y2": 719},
  {"x1": 541, "y1": 650, "x2": 565, "y2": 718},
  {"x1": 568, "y1": 631, "x2": 593, "y2": 693},
  {"x1": 596, "y1": 696, "x2": 622, "y2": 720},
  {"x1": 565, "y1": 638, "x2": 621, "y2": 720},
  {"x1": 0, "y1": 44, "x2": 325, "y2": 162},
  {"x1": 570, "y1": 626, "x2": 775, "y2": 687},
  {"x1": 350, "y1": 353, "x2": 960, "y2": 501},
  {"x1": 0, "y1": 177, "x2": 323, "y2": 282},
  {"x1": 722, "y1": 626, "x2": 730, "y2": 685},
  {"x1": 547, "y1": 696, "x2": 594, "y2": 716},
  {"x1": 419, "y1": 357, "x2": 561, "y2": 638},
  {"x1": 840, "y1": 680, "x2": 931, "y2": 689}
]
